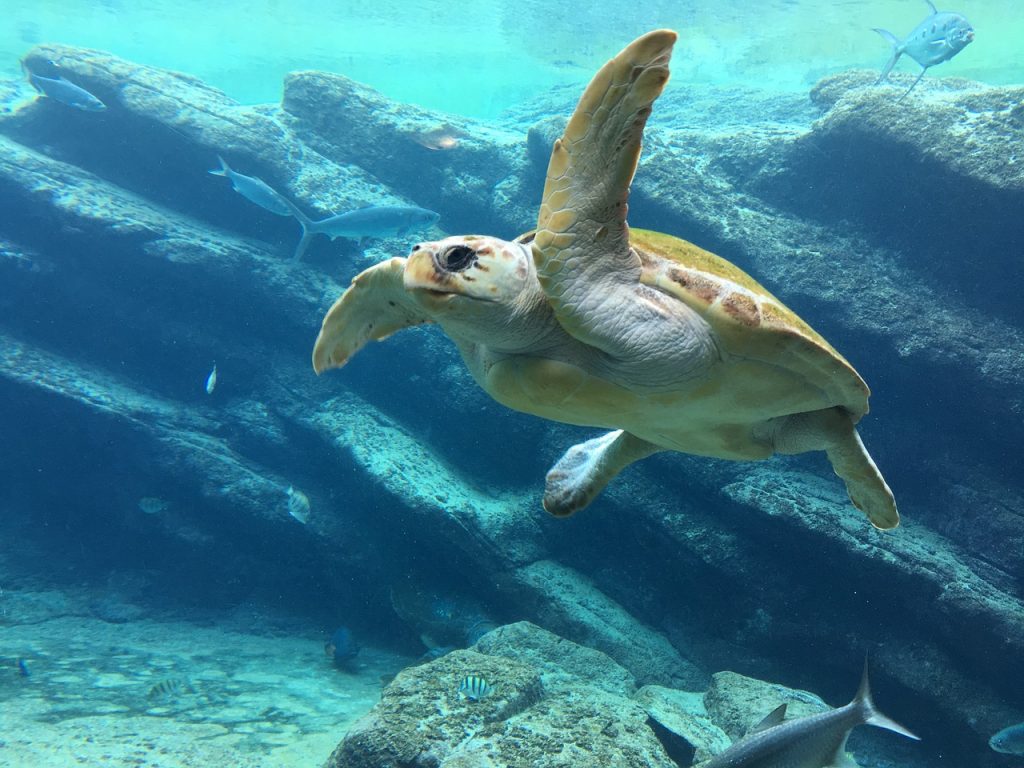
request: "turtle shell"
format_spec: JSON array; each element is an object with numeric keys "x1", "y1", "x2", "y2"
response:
[{"x1": 630, "y1": 227, "x2": 869, "y2": 421}]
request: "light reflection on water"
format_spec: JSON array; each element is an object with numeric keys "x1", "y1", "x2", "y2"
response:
[{"x1": 1, "y1": 1, "x2": 1020, "y2": 117}]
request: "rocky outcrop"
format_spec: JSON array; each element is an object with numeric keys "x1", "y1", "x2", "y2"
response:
[
  {"x1": 703, "y1": 669, "x2": 829, "y2": 740},
  {"x1": 326, "y1": 622, "x2": 930, "y2": 768},
  {"x1": 325, "y1": 623, "x2": 678, "y2": 768},
  {"x1": 281, "y1": 72, "x2": 536, "y2": 237}
]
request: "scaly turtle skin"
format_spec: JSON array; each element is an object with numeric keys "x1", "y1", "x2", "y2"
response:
[{"x1": 312, "y1": 30, "x2": 899, "y2": 529}]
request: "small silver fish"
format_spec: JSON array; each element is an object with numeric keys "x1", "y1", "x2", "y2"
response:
[
  {"x1": 289, "y1": 204, "x2": 440, "y2": 261},
  {"x1": 874, "y1": 0, "x2": 974, "y2": 99},
  {"x1": 700, "y1": 663, "x2": 918, "y2": 768},
  {"x1": 286, "y1": 486, "x2": 310, "y2": 524},
  {"x1": 458, "y1": 674, "x2": 493, "y2": 701},
  {"x1": 412, "y1": 125, "x2": 463, "y2": 151},
  {"x1": 27, "y1": 71, "x2": 107, "y2": 111},
  {"x1": 990, "y1": 722, "x2": 1024, "y2": 756},
  {"x1": 209, "y1": 156, "x2": 294, "y2": 216},
  {"x1": 205, "y1": 363, "x2": 217, "y2": 395}
]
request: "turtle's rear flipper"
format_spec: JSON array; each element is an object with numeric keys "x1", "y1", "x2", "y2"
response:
[
  {"x1": 543, "y1": 430, "x2": 660, "y2": 516},
  {"x1": 827, "y1": 428, "x2": 899, "y2": 530},
  {"x1": 764, "y1": 407, "x2": 898, "y2": 530},
  {"x1": 312, "y1": 257, "x2": 431, "y2": 374}
]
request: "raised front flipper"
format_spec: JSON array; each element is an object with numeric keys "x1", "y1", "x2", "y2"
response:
[
  {"x1": 312, "y1": 257, "x2": 430, "y2": 374},
  {"x1": 533, "y1": 30, "x2": 676, "y2": 346}
]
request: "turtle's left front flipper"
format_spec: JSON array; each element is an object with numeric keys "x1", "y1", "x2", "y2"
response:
[
  {"x1": 533, "y1": 29, "x2": 676, "y2": 348},
  {"x1": 312, "y1": 257, "x2": 431, "y2": 374}
]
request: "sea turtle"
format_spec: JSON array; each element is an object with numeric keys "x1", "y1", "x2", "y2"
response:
[{"x1": 312, "y1": 30, "x2": 899, "y2": 529}]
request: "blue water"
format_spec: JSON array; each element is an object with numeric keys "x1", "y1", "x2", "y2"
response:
[{"x1": 1, "y1": 2, "x2": 1022, "y2": 767}]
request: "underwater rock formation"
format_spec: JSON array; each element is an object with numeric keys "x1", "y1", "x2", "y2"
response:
[
  {"x1": 326, "y1": 621, "x2": 920, "y2": 768},
  {"x1": 281, "y1": 71, "x2": 536, "y2": 237},
  {"x1": 325, "y1": 623, "x2": 679, "y2": 768}
]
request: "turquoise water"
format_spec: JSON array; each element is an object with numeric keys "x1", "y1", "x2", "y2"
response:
[
  {"x1": 3, "y1": 2, "x2": 1023, "y2": 767},
  {"x1": 3, "y1": 0, "x2": 1021, "y2": 116}
]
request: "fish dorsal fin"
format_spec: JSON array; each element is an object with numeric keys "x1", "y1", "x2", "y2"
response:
[
  {"x1": 749, "y1": 703, "x2": 787, "y2": 734},
  {"x1": 925, "y1": 0, "x2": 937, "y2": 14}
]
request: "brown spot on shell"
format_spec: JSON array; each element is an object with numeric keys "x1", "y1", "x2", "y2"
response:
[
  {"x1": 668, "y1": 266, "x2": 719, "y2": 304},
  {"x1": 760, "y1": 302, "x2": 789, "y2": 328},
  {"x1": 721, "y1": 292, "x2": 759, "y2": 327}
]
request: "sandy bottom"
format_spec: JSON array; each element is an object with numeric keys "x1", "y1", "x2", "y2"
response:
[{"x1": 0, "y1": 607, "x2": 405, "y2": 767}]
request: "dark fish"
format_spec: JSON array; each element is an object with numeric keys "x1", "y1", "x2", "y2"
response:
[
  {"x1": 17, "y1": 658, "x2": 30, "y2": 677},
  {"x1": 325, "y1": 626, "x2": 360, "y2": 666},
  {"x1": 990, "y1": 722, "x2": 1024, "y2": 756},
  {"x1": 26, "y1": 71, "x2": 107, "y2": 111},
  {"x1": 700, "y1": 663, "x2": 918, "y2": 768},
  {"x1": 874, "y1": 0, "x2": 974, "y2": 100},
  {"x1": 286, "y1": 203, "x2": 440, "y2": 261},
  {"x1": 209, "y1": 156, "x2": 294, "y2": 216},
  {"x1": 147, "y1": 677, "x2": 193, "y2": 699},
  {"x1": 458, "y1": 674, "x2": 493, "y2": 701}
]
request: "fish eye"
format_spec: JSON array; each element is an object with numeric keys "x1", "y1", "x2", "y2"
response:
[{"x1": 437, "y1": 244, "x2": 477, "y2": 272}]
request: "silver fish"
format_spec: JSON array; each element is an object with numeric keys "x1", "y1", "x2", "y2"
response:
[
  {"x1": 457, "y1": 674, "x2": 493, "y2": 701},
  {"x1": 204, "y1": 363, "x2": 217, "y2": 395},
  {"x1": 209, "y1": 156, "x2": 293, "y2": 216},
  {"x1": 699, "y1": 663, "x2": 918, "y2": 768},
  {"x1": 286, "y1": 485, "x2": 310, "y2": 524},
  {"x1": 874, "y1": 0, "x2": 974, "y2": 100},
  {"x1": 27, "y1": 72, "x2": 106, "y2": 112},
  {"x1": 990, "y1": 722, "x2": 1024, "y2": 756},
  {"x1": 286, "y1": 203, "x2": 440, "y2": 261}
]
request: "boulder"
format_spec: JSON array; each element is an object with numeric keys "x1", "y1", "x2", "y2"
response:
[
  {"x1": 634, "y1": 685, "x2": 730, "y2": 764},
  {"x1": 324, "y1": 627, "x2": 677, "y2": 768},
  {"x1": 703, "y1": 669, "x2": 829, "y2": 741}
]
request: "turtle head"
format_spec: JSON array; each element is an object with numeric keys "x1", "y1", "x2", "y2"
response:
[{"x1": 403, "y1": 235, "x2": 549, "y2": 347}]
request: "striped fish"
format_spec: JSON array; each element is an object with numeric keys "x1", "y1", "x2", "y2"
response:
[
  {"x1": 147, "y1": 678, "x2": 193, "y2": 700},
  {"x1": 458, "y1": 674, "x2": 493, "y2": 701}
]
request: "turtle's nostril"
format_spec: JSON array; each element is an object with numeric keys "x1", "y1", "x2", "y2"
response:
[{"x1": 436, "y1": 245, "x2": 477, "y2": 272}]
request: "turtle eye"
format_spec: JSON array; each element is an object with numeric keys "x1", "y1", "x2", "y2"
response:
[{"x1": 437, "y1": 245, "x2": 477, "y2": 272}]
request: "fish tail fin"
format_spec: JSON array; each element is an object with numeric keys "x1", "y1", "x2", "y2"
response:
[
  {"x1": 281, "y1": 200, "x2": 317, "y2": 261},
  {"x1": 873, "y1": 28, "x2": 903, "y2": 83},
  {"x1": 208, "y1": 155, "x2": 229, "y2": 177},
  {"x1": 292, "y1": 229, "x2": 315, "y2": 261},
  {"x1": 853, "y1": 661, "x2": 921, "y2": 741}
]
